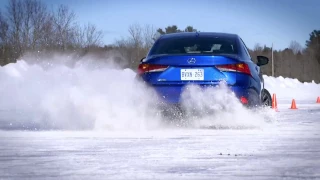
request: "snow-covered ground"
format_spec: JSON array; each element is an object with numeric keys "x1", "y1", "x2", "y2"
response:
[
  {"x1": 0, "y1": 59, "x2": 320, "y2": 179},
  {"x1": 264, "y1": 75, "x2": 320, "y2": 103}
]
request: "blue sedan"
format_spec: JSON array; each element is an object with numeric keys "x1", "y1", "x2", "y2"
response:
[{"x1": 137, "y1": 32, "x2": 271, "y2": 110}]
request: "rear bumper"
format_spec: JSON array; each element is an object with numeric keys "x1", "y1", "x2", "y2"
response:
[{"x1": 151, "y1": 84, "x2": 260, "y2": 106}]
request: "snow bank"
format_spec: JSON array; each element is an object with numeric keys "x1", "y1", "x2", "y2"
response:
[
  {"x1": 0, "y1": 57, "x2": 319, "y2": 131},
  {"x1": 264, "y1": 75, "x2": 320, "y2": 101}
]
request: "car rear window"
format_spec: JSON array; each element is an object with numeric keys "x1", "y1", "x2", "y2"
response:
[{"x1": 149, "y1": 35, "x2": 238, "y2": 55}]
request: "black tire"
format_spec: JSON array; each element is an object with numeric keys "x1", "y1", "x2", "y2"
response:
[
  {"x1": 247, "y1": 88, "x2": 261, "y2": 108},
  {"x1": 261, "y1": 89, "x2": 272, "y2": 107}
]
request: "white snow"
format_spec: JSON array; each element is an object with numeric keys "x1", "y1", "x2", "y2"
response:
[
  {"x1": 264, "y1": 75, "x2": 320, "y2": 102},
  {"x1": 0, "y1": 59, "x2": 162, "y2": 131},
  {"x1": 0, "y1": 58, "x2": 320, "y2": 179}
]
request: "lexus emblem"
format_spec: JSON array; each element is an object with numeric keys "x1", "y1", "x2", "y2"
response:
[{"x1": 187, "y1": 58, "x2": 196, "y2": 64}]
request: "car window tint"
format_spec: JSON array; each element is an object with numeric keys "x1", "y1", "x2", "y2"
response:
[
  {"x1": 240, "y1": 38, "x2": 252, "y2": 60},
  {"x1": 150, "y1": 36, "x2": 238, "y2": 55}
]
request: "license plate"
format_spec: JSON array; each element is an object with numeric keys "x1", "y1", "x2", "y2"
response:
[{"x1": 181, "y1": 69, "x2": 204, "y2": 80}]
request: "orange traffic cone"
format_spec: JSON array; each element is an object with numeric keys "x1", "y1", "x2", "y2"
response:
[
  {"x1": 317, "y1": 97, "x2": 320, "y2": 104},
  {"x1": 290, "y1": 99, "x2": 298, "y2": 109},
  {"x1": 272, "y1": 94, "x2": 278, "y2": 111}
]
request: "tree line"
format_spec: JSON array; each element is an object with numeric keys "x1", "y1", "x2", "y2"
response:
[
  {"x1": 1, "y1": 0, "x2": 319, "y2": 83},
  {"x1": 250, "y1": 38, "x2": 320, "y2": 83},
  {"x1": 0, "y1": 0, "x2": 103, "y2": 65}
]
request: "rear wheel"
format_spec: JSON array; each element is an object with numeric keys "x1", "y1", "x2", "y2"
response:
[
  {"x1": 247, "y1": 89, "x2": 261, "y2": 108},
  {"x1": 261, "y1": 89, "x2": 272, "y2": 107}
]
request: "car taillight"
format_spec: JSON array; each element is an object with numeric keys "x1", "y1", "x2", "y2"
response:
[
  {"x1": 137, "y1": 64, "x2": 168, "y2": 74},
  {"x1": 240, "y1": 96, "x2": 248, "y2": 104},
  {"x1": 216, "y1": 63, "x2": 251, "y2": 76}
]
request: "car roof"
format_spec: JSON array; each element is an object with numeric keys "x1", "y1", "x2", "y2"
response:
[{"x1": 158, "y1": 32, "x2": 239, "y2": 40}]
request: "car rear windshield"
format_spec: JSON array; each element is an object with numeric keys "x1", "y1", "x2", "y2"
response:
[{"x1": 149, "y1": 35, "x2": 238, "y2": 56}]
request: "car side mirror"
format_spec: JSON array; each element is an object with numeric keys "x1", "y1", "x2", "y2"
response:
[
  {"x1": 140, "y1": 57, "x2": 146, "y2": 62},
  {"x1": 257, "y1": 56, "x2": 269, "y2": 66}
]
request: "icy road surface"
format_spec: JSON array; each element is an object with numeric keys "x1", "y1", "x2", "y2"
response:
[{"x1": 1, "y1": 103, "x2": 320, "y2": 180}]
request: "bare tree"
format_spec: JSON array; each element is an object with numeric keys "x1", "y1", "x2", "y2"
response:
[
  {"x1": 73, "y1": 23, "x2": 103, "y2": 49},
  {"x1": 83, "y1": 23, "x2": 103, "y2": 48},
  {"x1": 253, "y1": 43, "x2": 263, "y2": 52},
  {"x1": 289, "y1": 40, "x2": 303, "y2": 54},
  {"x1": 127, "y1": 23, "x2": 144, "y2": 67},
  {"x1": 0, "y1": 11, "x2": 9, "y2": 45},
  {"x1": 73, "y1": 23, "x2": 85, "y2": 48},
  {"x1": 6, "y1": 0, "x2": 24, "y2": 56},
  {"x1": 143, "y1": 24, "x2": 157, "y2": 49},
  {"x1": 52, "y1": 5, "x2": 76, "y2": 50},
  {"x1": 40, "y1": 14, "x2": 55, "y2": 50},
  {"x1": 29, "y1": 0, "x2": 49, "y2": 50},
  {"x1": 128, "y1": 23, "x2": 143, "y2": 49},
  {"x1": 0, "y1": 11, "x2": 10, "y2": 64},
  {"x1": 0, "y1": 0, "x2": 104, "y2": 65},
  {"x1": 114, "y1": 37, "x2": 135, "y2": 68},
  {"x1": 21, "y1": 0, "x2": 34, "y2": 50}
]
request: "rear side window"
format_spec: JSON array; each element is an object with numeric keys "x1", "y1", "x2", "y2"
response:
[
  {"x1": 149, "y1": 36, "x2": 238, "y2": 55},
  {"x1": 239, "y1": 38, "x2": 251, "y2": 59}
]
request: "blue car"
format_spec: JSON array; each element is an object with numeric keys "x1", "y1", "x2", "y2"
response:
[{"x1": 137, "y1": 32, "x2": 271, "y2": 111}]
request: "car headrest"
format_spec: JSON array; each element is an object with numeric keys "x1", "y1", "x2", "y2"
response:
[{"x1": 220, "y1": 44, "x2": 233, "y2": 53}]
